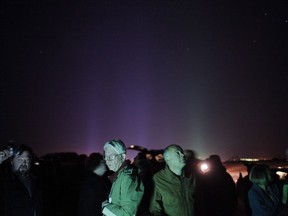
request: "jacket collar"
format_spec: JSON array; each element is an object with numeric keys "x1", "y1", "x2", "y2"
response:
[
  {"x1": 108, "y1": 160, "x2": 130, "y2": 183},
  {"x1": 163, "y1": 165, "x2": 184, "y2": 181}
]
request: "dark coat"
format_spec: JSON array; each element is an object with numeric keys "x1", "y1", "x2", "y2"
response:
[
  {"x1": 248, "y1": 183, "x2": 285, "y2": 216},
  {"x1": 199, "y1": 167, "x2": 237, "y2": 216},
  {"x1": 78, "y1": 170, "x2": 111, "y2": 216},
  {"x1": 0, "y1": 171, "x2": 43, "y2": 216}
]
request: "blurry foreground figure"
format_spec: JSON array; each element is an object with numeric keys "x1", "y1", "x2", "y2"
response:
[
  {"x1": 0, "y1": 145, "x2": 43, "y2": 216},
  {"x1": 248, "y1": 165, "x2": 287, "y2": 216},
  {"x1": 197, "y1": 154, "x2": 237, "y2": 216},
  {"x1": 149, "y1": 144, "x2": 195, "y2": 216},
  {"x1": 133, "y1": 152, "x2": 153, "y2": 216},
  {"x1": 78, "y1": 152, "x2": 111, "y2": 216},
  {"x1": 102, "y1": 139, "x2": 144, "y2": 216}
]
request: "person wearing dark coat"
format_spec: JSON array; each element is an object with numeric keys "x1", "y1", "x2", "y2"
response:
[
  {"x1": 0, "y1": 145, "x2": 43, "y2": 216},
  {"x1": 77, "y1": 153, "x2": 111, "y2": 216},
  {"x1": 248, "y1": 165, "x2": 287, "y2": 216},
  {"x1": 198, "y1": 155, "x2": 237, "y2": 216}
]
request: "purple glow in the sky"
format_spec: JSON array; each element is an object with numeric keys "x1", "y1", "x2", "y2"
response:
[{"x1": 1, "y1": 1, "x2": 288, "y2": 160}]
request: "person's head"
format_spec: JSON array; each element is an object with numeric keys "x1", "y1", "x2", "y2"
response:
[
  {"x1": 163, "y1": 144, "x2": 186, "y2": 172},
  {"x1": 207, "y1": 154, "x2": 225, "y2": 172},
  {"x1": 10, "y1": 145, "x2": 33, "y2": 176},
  {"x1": 244, "y1": 162, "x2": 254, "y2": 174},
  {"x1": 103, "y1": 139, "x2": 126, "y2": 172},
  {"x1": 184, "y1": 149, "x2": 197, "y2": 164},
  {"x1": 86, "y1": 153, "x2": 107, "y2": 176},
  {"x1": 249, "y1": 165, "x2": 272, "y2": 186}
]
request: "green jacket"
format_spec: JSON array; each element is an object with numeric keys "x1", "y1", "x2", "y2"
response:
[
  {"x1": 104, "y1": 163, "x2": 144, "y2": 216},
  {"x1": 149, "y1": 165, "x2": 195, "y2": 216}
]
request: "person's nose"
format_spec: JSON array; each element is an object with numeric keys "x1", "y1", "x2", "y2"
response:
[{"x1": 23, "y1": 159, "x2": 28, "y2": 165}]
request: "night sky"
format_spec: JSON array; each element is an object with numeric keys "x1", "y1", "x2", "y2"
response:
[{"x1": 1, "y1": 0, "x2": 288, "y2": 160}]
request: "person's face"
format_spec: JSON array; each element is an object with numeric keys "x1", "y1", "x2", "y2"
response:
[
  {"x1": 11, "y1": 151, "x2": 31, "y2": 174},
  {"x1": 95, "y1": 160, "x2": 107, "y2": 176},
  {"x1": 168, "y1": 147, "x2": 186, "y2": 168},
  {"x1": 104, "y1": 146, "x2": 124, "y2": 172},
  {"x1": 259, "y1": 179, "x2": 268, "y2": 186}
]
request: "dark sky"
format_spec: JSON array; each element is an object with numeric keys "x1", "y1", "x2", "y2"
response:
[{"x1": 1, "y1": 0, "x2": 288, "y2": 160}]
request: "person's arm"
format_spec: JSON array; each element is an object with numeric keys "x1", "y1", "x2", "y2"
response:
[
  {"x1": 103, "y1": 173, "x2": 143, "y2": 215},
  {"x1": 149, "y1": 178, "x2": 163, "y2": 216}
]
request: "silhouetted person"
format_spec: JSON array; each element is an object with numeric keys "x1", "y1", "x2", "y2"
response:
[
  {"x1": 78, "y1": 153, "x2": 111, "y2": 216},
  {"x1": 134, "y1": 152, "x2": 154, "y2": 216},
  {"x1": 199, "y1": 155, "x2": 237, "y2": 216},
  {"x1": 0, "y1": 145, "x2": 43, "y2": 216},
  {"x1": 184, "y1": 149, "x2": 199, "y2": 177},
  {"x1": 236, "y1": 162, "x2": 254, "y2": 216},
  {"x1": 184, "y1": 149, "x2": 204, "y2": 216}
]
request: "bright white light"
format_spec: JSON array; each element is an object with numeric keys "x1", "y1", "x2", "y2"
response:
[
  {"x1": 200, "y1": 163, "x2": 209, "y2": 173},
  {"x1": 276, "y1": 171, "x2": 287, "y2": 180}
]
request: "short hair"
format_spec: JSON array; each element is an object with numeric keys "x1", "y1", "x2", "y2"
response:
[
  {"x1": 249, "y1": 165, "x2": 272, "y2": 184},
  {"x1": 103, "y1": 139, "x2": 126, "y2": 154},
  {"x1": 163, "y1": 144, "x2": 182, "y2": 162},
  {"x1": 12, "y1": 144, "x2": 33, "y2": 160},
  {"x1": 85, "y1": 153, "x2": 104, "y2": 171}
]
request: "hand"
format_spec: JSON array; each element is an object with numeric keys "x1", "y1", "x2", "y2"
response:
[
  {"x1": 0, "y1": 150, "x2": 10, "y2": 164},
  {"x1": 102, "y1": 200, "x2": 109, "y2": 209}
]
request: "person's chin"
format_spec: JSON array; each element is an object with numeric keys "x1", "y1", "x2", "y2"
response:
[
  {"x1": 180, "y1": 162, "x2": 186, "y2": 168},
  {"x1": 15, "y1": 170, "x2": 29, "y2": 177}
]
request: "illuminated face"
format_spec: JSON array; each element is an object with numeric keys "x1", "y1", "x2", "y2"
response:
[
  {"x1": 104, "y1": 145, "x2": 124, "y2": 172},
  {"x1": 11, "y1": 151, "x2": 31, "y2": 174},
  {"x1": 95, "y1": 160, "x2": 107, "y2": 176},
  {"x1": 258, "y1": 178, "x2": 269, "y2": 186},
  {"x1": 167, "y1": 147, "x2": 186, "y2": 168}
]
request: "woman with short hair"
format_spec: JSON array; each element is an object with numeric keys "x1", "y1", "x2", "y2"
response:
[{"x1": 248, "y1": 165, "x2": 286, "y2": 216}]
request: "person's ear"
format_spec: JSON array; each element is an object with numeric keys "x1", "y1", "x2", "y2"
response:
[{"x1": 122, "y1": 154, "x2": 126, "y2": 162}]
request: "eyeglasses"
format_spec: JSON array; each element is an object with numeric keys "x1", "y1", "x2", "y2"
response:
[{"x1": 104, "y1": 154, "x2": 121, "y2": 161}]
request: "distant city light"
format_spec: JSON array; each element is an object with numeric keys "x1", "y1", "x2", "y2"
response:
[
  {"x1": 276, "y1": 171, "x2": 287, "y2": 180},
  {"x1": 239, "y1": 158, "x2": 260, "y2": 162}
]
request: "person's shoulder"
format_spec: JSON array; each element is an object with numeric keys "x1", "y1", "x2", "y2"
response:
[
  {"x1": 122, "y1": 164, "x2": 138, "y2": 176},
  {"x1": 248, "y1": 184, "x2": 259, "y2": 194},
  {"x1": 152, "y1": 168, "x2": 167, "y2": 181},
  {"x1": 269, "y1": 182, "x2": 280, "y2": 192},
  {"x1": 81, "y1": 172, "x2": 100, "y2": 184},
  {"x1": 118, "y1": 165, "x2": 141, "y2": 185}
]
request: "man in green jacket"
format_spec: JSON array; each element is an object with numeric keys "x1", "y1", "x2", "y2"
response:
[
  {"x1": 102, "y1": 139, "x2": 144, "y2": 216},
  {"x1": 149, "y1": 144, "x2": 195, "y2": 216}
]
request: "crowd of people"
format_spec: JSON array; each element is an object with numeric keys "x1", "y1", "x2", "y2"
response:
[{"x1": 0, "y1": 140, "x2": 287, "y2": 216}]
